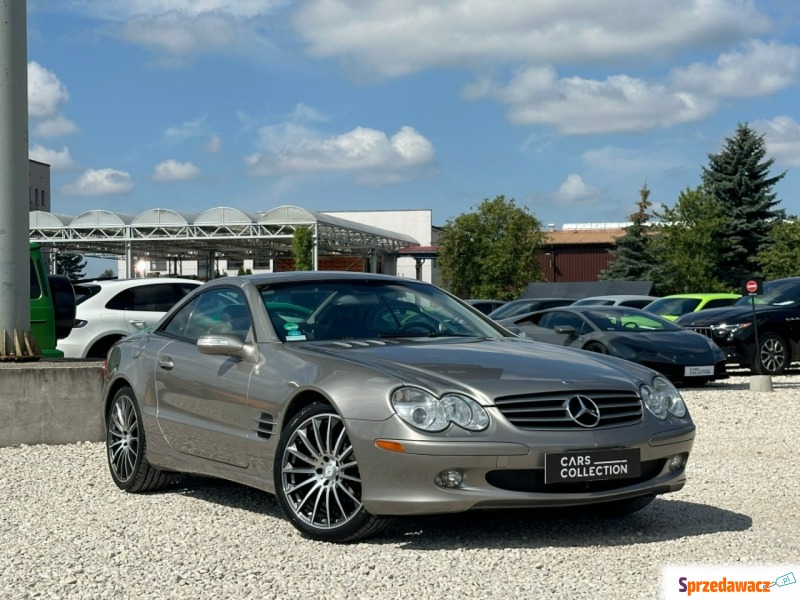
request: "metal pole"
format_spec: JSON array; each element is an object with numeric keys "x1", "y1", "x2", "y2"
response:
[{"x1": 0, "y1": 0, "x2": 35, "y2": 359}]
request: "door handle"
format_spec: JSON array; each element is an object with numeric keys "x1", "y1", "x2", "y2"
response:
[
  {"x1": 158, "y1": 356, "x2": 174, "y2": 370},
  {"x1": 129, "y1": 320, "x2": 148, "y2": 330}
]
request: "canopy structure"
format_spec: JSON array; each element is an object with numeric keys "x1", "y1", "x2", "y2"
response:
[{"x1": 29, "y1": 204, "x2": 420, "y2": 277}]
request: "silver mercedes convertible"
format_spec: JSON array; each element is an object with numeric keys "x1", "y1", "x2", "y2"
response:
[{"x1": 102, "y1": 272, "x2": 695, "y2": 543}]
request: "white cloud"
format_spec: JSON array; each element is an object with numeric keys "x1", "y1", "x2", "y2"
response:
[
  {"x1": 165, "y1": 116, "x2": 207, "y2": 141},
  {"x1": 554, "y1": 174, "x2": 601, "y2": 206},
  {"x1": 672, "y1": 40, "x2": 800, "y2": 97},
  {"x1": 293, "y1": 0, "x2": 768, "y2": 78},
  {"x1": 62, "y1": 168, "x2": 134, "y2": 196},
  {"x1": 245, "y1": 124, "x2": 436, "y2": 183},
  {"x1": 29, "y1": 144, "x2": 78, "y2": 170},
  {"x1": 33, "y1": 115, "x2": 79, "y2": 138},
  {"x1": 153, "y1": 159, "x2": 201, "y2": 181},
  {"x1": 754, "y1": 116, "x2": 800, "y2": 167},
  {"x1": 290, "y1": 103, "x2": 328, "y2": 123},
  {"x1": 465, "y1": 67, "x2": 716, "y2": 135},
  {"x1": 27, "y1": 61, "x2": 69, "y2": 119},
  {"x1": 205, "y1": 134, "x2": 222, "y2": 153},
  {"x1": 582, "y1": 146, "x2": 675, "y2": 174}
]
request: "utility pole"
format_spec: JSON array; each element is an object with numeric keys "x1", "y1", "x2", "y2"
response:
[{"x1": 0, "y1": 0, "x2": 36, "y2": 360}]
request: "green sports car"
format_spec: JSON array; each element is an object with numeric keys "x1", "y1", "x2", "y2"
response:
[{"x1": 643, "y1": 293, "x2": 741, "y2": 321}]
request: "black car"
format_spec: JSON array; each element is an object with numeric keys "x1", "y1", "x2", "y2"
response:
[
  {"x1": 487, "y1": 297, "x2": 574, "y2": 320},
  {"x1": 676, "y1": 277, "x2": 800, "y2": 375},
  {"x1": 500, "y1": 305, "x2": 727, "y2": 385}
]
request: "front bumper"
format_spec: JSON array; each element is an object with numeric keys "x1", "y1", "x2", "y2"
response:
[{"x1": 347, "y1": 414, "x2": 695, "y2": 516}]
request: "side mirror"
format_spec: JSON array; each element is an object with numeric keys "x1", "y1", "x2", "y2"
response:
[
  {"x1": 554, "y1": 325, "x2": 576, "y2": 335},
  {"x1": 197, "y1": 333, "x2": 257, "y2": 362}
]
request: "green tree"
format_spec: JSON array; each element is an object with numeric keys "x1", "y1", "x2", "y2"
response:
[
  {"x1": 292, "y1": 227, "x2": 314, "y2": 271},
  {"x1": 600, "y1": 184, "x2": 659, "y2": 284},
  {"x1": 652, "y1": 187, "x2": 729, "y2": 293},
  {"x1": 757, "y1": 218, "x2": 800, "y2": 279},
  {"x1": 437, "y1": 196, "x2": 545, "y2": 300},
  {"x1": 99, "y1": 268, "x2": 115, "y2": 278},
  {"x1": 702, "y1": 122, "x2": 785, "y2": 287},
  {"x1": 55, "y1": 253, "x2": 87, "y2": 282}
]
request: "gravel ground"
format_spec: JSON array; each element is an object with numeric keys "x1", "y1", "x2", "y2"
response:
[{"x1": 2, "y1": 374, "x2": 799, "y2": 599}]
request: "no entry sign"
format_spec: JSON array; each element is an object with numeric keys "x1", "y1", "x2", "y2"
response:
[{"x1": 741, "y1": 277, "x2": 763, "y2": 296}]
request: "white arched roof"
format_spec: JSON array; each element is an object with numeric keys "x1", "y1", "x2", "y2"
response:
[{"x1": 71, "y1": 209, "x2": 133, "y2": 227}]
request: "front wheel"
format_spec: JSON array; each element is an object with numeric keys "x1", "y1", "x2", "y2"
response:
[
  {"x1": 106, "y1": 386, "x2": 169, "y2": 492},
  {"x1": 274, "y1": 402, "x2": 391, "y2": 543},
  {"x1": 752, "y1": 332, "x2": 789, "y2": 375},
  {"x1": 584, "y1": 342, "x2": 608, "y2": 354}
]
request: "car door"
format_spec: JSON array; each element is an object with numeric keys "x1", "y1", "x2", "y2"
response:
[
  {"x1": 153, "y1": 287, "x2": 254, "y2": 468},
  {"x1": 535, "y1": 311, "x2": 588, "y2": 347},
  {"x1": 111, "y1": 281, "x2": 199, "y2": 334}
]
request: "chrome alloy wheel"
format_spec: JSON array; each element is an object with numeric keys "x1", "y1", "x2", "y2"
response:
[
  {"x1": 759, "y1": 334, "x2": 787, "y2": 374},
  {"x1": 107, "y1": 393, "x2": 140, "y2": 483},
  {"x1": 279, "y1": 413, "x2": 363, "y2": 530}
]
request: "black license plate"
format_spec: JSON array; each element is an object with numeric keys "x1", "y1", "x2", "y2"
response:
[{"x1": 544, "y1": 448, "x2": 641, "y2": 484}]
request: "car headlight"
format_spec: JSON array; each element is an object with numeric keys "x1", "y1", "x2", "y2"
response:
[
  {"x1": 711, "y1": 322, "x2": 751, "y2": 337},
  {"x1": 640, "y1": 376, "x2": 687, "y2": 420},
  {"x1": 391, "y1": 388, "x2": 489, "y2": 432}
]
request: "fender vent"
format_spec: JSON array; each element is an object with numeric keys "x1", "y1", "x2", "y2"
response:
[{"x1": 255, "y1": 412, "x2": 275, "y2": 439}]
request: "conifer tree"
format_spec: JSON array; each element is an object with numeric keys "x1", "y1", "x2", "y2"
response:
[
  {"x1": 600, "y1": 184, "x2": 658, "y2": 284},
  {"x1": 702, "y1": 123, "x2": 785, "y2": 286}
]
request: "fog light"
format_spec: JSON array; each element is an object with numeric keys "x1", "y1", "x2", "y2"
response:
[
  {"x1": 668, "y1": 454, "x2": 685, "y2": 471},
  {"x1": 435, "y1": 469, "x2": 464, "y2": 488}
]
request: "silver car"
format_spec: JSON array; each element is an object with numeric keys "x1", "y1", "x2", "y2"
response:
[{"x1": 102, "y1": 272, "x2": 695, "y2": 543}]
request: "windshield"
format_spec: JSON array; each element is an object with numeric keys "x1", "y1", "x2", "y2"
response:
[
  {"x1": 583, "y1": 308, "x2": 682, "y2": 332},
  {"x1": 645, "y1": 297, "x2": 700, "y2": 316},
  {"x1": 734, "y1": 280, "x2": 800, "y2": 307},
  {"x1": 260, "y1": 279, "x2": 509, "y2": 342}
]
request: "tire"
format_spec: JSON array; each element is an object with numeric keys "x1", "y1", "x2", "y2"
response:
[
  {"x1": 752, "y1": 332, "x2": 789, "y2": 375},
  {"x1": 106, "y1": 386, "x2": 170, "y2": 493},
  {"x1": 591, "y1": 494, "x2": 656, "y2": 517},
  {"x1": 274, "y1": 402, "x2": 391, "y2": 543},
  {"x1": 584, "y1": 342, "x2": 608, "y2": 354}
]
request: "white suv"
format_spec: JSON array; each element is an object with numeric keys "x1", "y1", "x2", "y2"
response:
[{"x1": 59, "y1": 278, "x2": 201, "y2": 358}]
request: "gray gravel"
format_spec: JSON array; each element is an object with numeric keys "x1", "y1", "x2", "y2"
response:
[{"x1": 2, "y1": 374, "x2": 799, "y2": 599}]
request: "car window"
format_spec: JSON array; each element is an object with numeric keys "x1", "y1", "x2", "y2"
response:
[
  {"x1": 537, "y1": 311, "x2": 585, "y2": 332},
  {"x1": 261, "y1": 280, "x2": 505, "y2": 342},
  {"x1": 73, "y1": 283, "x2": 101, "y2": 305},
  {"x1": 646, "y1": 297, "x2": 699, "y2": 316},
  {"x1": 162, "y1": 287, "x2": 248, "y2": 342},
  {"x1": 106, "y1": 282, "x2": 196, "y2": 311},
  {"x1": 620, "y1": 299, "x2": 652, "y2": 308},
  {"x1": 703, "y1": 298, "x2": 737, "y2": 309}
]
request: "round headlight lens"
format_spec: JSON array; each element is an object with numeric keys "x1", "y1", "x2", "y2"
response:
[
  {"x1": 392, "y1": 388, "x2": 448, "y2": 431},
  {"x1": 641, "y1": 376, "x2": 686, "y2": 420},
  {"x1": 392, "y1": 388, "x2": 489, "y2": 432},
  {"x1": 441, "y1": 394, "x2": 489, "y2": 431}
]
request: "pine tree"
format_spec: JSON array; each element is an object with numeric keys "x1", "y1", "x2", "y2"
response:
[
  {"x1": 55, "y1": 253, "x2": 87, "y2": 282},
  {"x1": 702, "y1": 123, "x2": 785, "y2": 286},
  {"x1": 600, "y1": 184, "x2": 658, "y2": 283}
]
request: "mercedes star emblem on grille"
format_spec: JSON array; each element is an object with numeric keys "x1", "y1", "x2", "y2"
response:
[{"x1": 565, "y1": 395, "x2": 601, "y2": 427}]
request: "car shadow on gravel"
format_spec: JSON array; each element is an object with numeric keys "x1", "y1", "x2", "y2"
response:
[
  {"x1": 154, "y1": 476, "x2": 751, "y2": 549},
  {"x1": 378, "y1": 499, "x2": 752, "y2": 550}
]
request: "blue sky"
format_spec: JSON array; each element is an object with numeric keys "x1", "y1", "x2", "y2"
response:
[{"x1": 26, "y1": 0, "x2": 800, "y2": 231}]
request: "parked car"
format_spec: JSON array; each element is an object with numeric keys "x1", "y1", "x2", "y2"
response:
[
  {"x1": 643, "y1": 293, "x2": 741, "y2": 321},
  {"x1": 677, "y1": 278, "x2": 800, "y2": 375},
  {"x1": 464, "y1": 298, "x2": 507, "y2": 315},
  {"x1": 500, "y1": 305, "x2": 726, "y2": 385},
  {"x1": 487, "y1": 297, "x2": 574, "y2": 320},
  {"x1": 102, "y1": 272, "x2": 694, "y2": 543},
  {"x1": 59, "y1": 277, "x2": 201, "y2": 358},
  {"x1": 571, "y1": 295, "x2": 659, "y2": 309}
]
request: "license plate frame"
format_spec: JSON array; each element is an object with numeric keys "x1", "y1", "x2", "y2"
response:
[{"x1": 544, "y1": 448, "x2": 641, "y2": 484}]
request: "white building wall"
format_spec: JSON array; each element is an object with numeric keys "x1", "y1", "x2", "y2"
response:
[{"x1": 325, "y1": 209, "x2": 437, "y2": 284}]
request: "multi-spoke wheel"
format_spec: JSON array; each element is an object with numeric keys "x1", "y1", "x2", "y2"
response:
[
  {"x1": 106, "y1": 386, "x2": 169, "y2": 492},
  {"x1": 753, "y1": 333, "x2": 789, "y2": 375},
  {"x1": 274, "y1": 402, "x2": 390, "y2": 542}
]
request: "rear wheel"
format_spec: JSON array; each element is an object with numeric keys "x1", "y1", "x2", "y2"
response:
[
  {"x1": 752, "y1": 332, "x2": 789, "y2": 375},
  {"x1": 88, "y1": 335, "x2": 123, "y2": 359},
  {"x1": 106, "y1": 386, "x2": 169, "y2": 492},
  {"x1": 274, "y1": 402, "x2": 391, "y2": 543}
]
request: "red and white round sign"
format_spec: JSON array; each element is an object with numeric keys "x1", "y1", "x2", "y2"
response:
[{"x1": 746, "y1": 280, "x2": 759, "y2": 293}]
